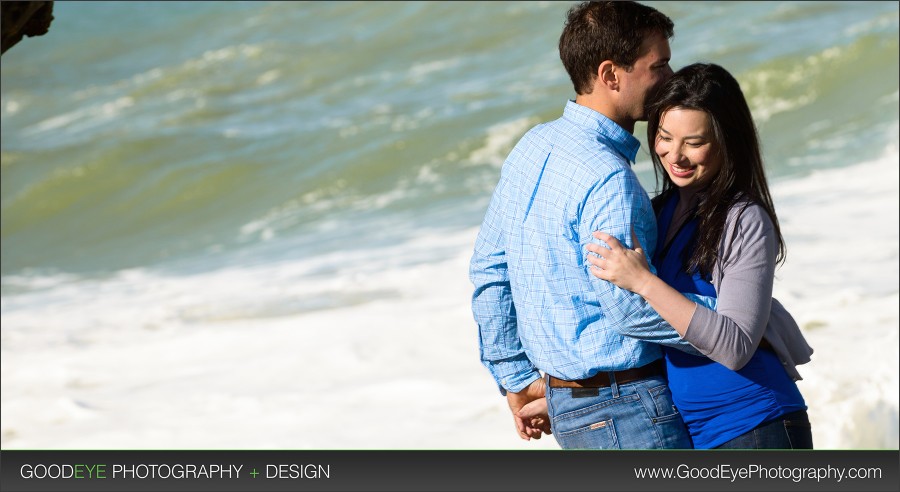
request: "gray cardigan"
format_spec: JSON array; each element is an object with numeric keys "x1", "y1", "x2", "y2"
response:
[{"x1": 682, "y1": 200, "x2": 814, "y2": 380}]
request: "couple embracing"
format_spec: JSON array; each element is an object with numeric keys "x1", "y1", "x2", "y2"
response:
[{"x1": 469, "y1": 1, "x2": 814, "y2": 449}]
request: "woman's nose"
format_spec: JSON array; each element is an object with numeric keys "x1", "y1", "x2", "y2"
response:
[{"x1": 666, "y1": 146, "x2": 684, "y2": 163}]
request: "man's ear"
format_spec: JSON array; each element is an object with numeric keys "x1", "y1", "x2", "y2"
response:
[{"x1": 597, "y1": 60, "x2": 619, "y2": 91}]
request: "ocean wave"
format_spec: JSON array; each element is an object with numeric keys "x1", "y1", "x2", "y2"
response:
[
  {"x1": 466, "y1": 117, "x2": 538, "y2": 168},
  {"x1": 407, "y1": 57, "x2": 463, "y2": 84},
  {"x1": 21, "y1": 97, "x2": 135, "y2": 136},
  {"x1": 2, "y1": 150, "x2": 898, "y2": 448}
]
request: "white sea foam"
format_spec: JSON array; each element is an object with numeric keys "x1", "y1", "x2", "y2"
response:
[
  {"x1": 20, "y1": 96, "x2": 135, "y2": 136},
  {"x1": 467, "y1": 117, "x2": 538, "y2": 167},
  {"x1": 770, "y1": 146, "x2": 899, "y2": 449},
  {"x1": 744, "y1": 44, "x2": 845, "y2": 124},
  {"x1": 1, "y1": 148, "x2": 898, "y2": 449},
  {"x1": 3, "y1": 99, "x2": 22, "y2": 116},
  {"x1": 407, "y1": 57, "x2": 462, "y2": 84}
]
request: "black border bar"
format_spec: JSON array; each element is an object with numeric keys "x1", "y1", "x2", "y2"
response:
[{"x1": 1, "y1": 450, "x2": 898, "y2": 492}]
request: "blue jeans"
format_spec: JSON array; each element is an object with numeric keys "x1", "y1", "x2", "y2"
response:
[
  {"x1": 715, "y1": 410, "x2": 813, "y2": 449},
  {"x1": 546, "y1": 373, "x2": 692, "y2": 449}
]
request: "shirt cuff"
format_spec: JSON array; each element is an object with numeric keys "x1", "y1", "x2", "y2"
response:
[
  {"x1": 485, "y1": 356, "x2": 541, "y2": 396},
  {"x1": 683, "y1": 292, "x2": 717, "y2": 311}
]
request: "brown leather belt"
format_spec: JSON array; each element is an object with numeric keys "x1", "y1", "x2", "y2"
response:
[{"x1": 548, "y1": 359, "x2": 665, "y2": 389}]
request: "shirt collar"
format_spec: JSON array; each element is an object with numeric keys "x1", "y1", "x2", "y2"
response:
[{"x1": 562, "y1": 100, "x2": 641, "y2": 164}]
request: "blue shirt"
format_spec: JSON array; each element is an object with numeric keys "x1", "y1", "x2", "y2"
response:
[
  {"x1": 470, "y1": 101, "x2": 711, "y2": 393},
  {"x1": 654, "y1": 194, "x2": 807, "y2": 449}
]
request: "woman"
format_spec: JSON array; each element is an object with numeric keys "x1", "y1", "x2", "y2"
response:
[{"x1": 522, "y1": 63, "x2": 814, "y2": 449}]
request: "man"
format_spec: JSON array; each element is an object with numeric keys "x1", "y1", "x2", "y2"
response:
[{"x1": 470, "y1": 1, "x2": 711, "y2": 449}]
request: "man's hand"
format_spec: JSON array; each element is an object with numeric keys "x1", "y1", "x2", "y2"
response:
[
  {"x1": 517, "y1": 397, "x2": 549, "y2": 421},
  {"x1": 506, "y1": 377, "x2": 552, "y2": 440}
]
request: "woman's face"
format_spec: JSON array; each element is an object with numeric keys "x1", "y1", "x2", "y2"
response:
[{"x1": 655, "y1": 108, "x2": 723, "y2": 193}]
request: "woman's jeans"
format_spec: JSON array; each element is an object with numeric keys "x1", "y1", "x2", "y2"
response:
[
  {"x1": 715, "y1": 410, "x2": 814, "y2": 449},
  {"x1": 547, "y1": 373, "x2": 692, "y2": 449}
]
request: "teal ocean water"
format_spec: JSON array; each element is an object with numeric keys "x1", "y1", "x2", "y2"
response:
[{"x1": 2, "y1": 1, "x2": 897, "y2": 279}]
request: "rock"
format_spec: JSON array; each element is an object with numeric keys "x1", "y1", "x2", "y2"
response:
[{"x1": 1, "y1": 1, "x2": 55, "y2": 55}]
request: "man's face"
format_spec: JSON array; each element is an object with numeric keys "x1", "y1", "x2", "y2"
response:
[{"x1": 617, "y1": 32, "x2": 673, "y2": 122}]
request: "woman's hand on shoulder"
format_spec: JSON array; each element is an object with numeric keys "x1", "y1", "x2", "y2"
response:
[{"x1": 586, "y1": 231, "x2": 654, "y2": 295}]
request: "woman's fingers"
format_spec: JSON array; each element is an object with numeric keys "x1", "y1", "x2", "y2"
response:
[
  {"x1": 592, "y1": 231, "x2": 623, "y2": 249},
  {"x1": 587, "y1": 251, "x2": 615, "y2": 269},
  {"x1": 630, "y1": 226, "x2": 643, "y2": 251},
  {"x1": 591, "y1": 263, "x2": 611, "y2": 281},
  {"x1": 587, "y1": 255, "x2": 610, "y2": 279},
  {"x1": 594, "y1": 231, "x2": 621, "y2": 247},
  {"x1": 587, "y1": 232, "x2": 626, "y2": 280},
  {"x1": 585, "y1": 241, "x2": 608, "y2": 255}
]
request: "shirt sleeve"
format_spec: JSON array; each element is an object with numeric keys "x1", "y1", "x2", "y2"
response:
[
  {"x1": 682, "y1": 204, "x2": 777, "y2": 370},
  {"x1": 580, "y1": 167, "x2": 704, "y2": 355},
  {"x1": 470, "y1": 169, "x2": 540, "y2": 395}
]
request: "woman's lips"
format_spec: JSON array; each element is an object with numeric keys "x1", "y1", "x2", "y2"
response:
[{"x1": 669, "y1": 163, "x2": 695, "y2": 178}]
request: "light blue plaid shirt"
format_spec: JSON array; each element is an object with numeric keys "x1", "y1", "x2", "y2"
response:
[{"x1": 470, "y1": 100, "x2": 710, "y2": 394}]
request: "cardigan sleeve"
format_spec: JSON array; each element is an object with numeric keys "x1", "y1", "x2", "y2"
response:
[{"x1": 681, "y1": 203, "x2": 777, "y2": 370}]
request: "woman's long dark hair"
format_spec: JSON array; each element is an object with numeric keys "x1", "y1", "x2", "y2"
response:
[{"x1": 646, "y1": 63, "x2": 785, "y2": 276}]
